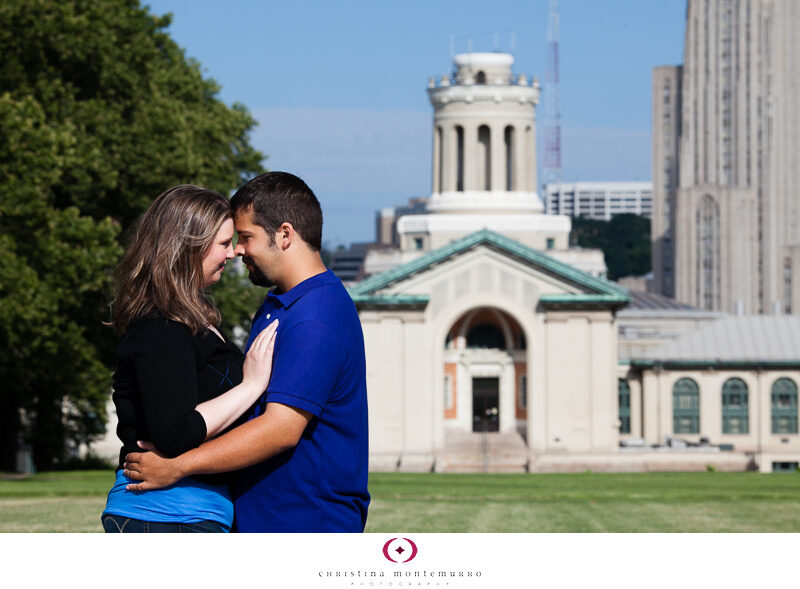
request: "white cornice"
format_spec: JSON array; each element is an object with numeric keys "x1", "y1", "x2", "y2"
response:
[
  {"x1": 427, "y1": 191, "x2": 545, "y2": 213},
  {"x1": 396, "y1": 213, "x2": 571, "y2": 234},
  {"x1": 428, "y1": 84, "x2": 539, "y2": 106}
]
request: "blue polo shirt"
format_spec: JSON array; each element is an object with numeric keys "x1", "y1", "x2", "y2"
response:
[{"x1": 232, "y1": 269, "x2": 369, "y2": 532}]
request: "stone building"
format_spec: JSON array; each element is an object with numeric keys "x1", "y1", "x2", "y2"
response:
[
  {"x1": 363, "y1": 52, "x2": 604, "y2": 280},
  {"x1": 349, "y1": 49, "x2": 800, "y2": 473},
  {"x1": 351, "y1": 230, "x2": 627, "y2": 472},
  {"x1": 621, "y1": 316, "x2": 800, "y2": 473},
  {"x1": 652, "y1": 0, "x2": 800, "y2": 314}
]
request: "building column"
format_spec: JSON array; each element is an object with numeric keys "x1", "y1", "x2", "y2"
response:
[
  {"x1": 513, "y1": 124, "x2": 526, "y2": 192},
  {"x1": 641, "y1": 368, "x2": 661, "y2": 444},
  {"x1": 526, "y1": 124, "x2": 537, "y2": 192},
  {"x1": 500, "y1": 358, "x2": 516, "y2": 433},
  {"x1": 629, "y1": 374, "x2": 643, "y2": 438},
  {"x1": 432, "y1": 125, "x2": 442, "y2": 194},
  {"x1": 456, "y1": 359, "x2": 472, "y2": 431},
  {"x1": 756, "y1": 369, "x2": 766, "y2": 466}
]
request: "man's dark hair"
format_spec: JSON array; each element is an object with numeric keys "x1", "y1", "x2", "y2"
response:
[{"x1": 231, "y1": 171, "x2": 323, "y2": 251}]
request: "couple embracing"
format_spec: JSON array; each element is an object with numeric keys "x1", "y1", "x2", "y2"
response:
[{"x1": 101, "y1": 172, "x2": 369, "y2": 533}]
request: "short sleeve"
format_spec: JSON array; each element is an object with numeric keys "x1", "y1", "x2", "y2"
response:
[
  {"x1": 265, "y1": 320, "x2": 345, "y2": 417},
  {"x1": 129, "y1": 320, "x2": 208, "y2": 457}
]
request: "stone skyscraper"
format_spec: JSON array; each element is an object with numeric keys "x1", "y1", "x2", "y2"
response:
[{"x1": 653, "y1": 0, "x2": 800, "y2": 313}]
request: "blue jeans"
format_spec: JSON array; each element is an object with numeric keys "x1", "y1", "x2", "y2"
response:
[{"x1": 101, "y1": 514, "x2": 226, "y2": 533}]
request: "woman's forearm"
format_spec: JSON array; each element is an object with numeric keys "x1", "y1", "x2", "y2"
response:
[{"x1": 195, "y1": 381, "x2": 264, "y2": 439}]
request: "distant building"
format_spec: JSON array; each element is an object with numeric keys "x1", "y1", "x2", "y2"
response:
[
  {"x1": 346, "y1": 51, "x2": 800, "y2": 473},
  {"x1": 621, "y1": 315, "x2": 800, "y2": 472},
  {"x1": 651, "y1": 65, "x2": 681, "y2": 298},
  {"x1": 375, "y1": 197, "x2": 428, "y2": 248},
  {"x1": 653, "y1": 0, "x2": 800, "y2": 314},
  {"x1": 328, "y1": 242, "x2": 371, "y2": 283},
  {"x1": 544, "y1": 181, "x2": 653, "y2": 220},
  {"x1": 355, "y1": 52, "x2": 606, "y2": 283}
]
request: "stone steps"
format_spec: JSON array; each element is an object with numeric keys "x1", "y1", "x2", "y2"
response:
[{"x1": 443, "y1": 431, "x2": 528, "y2": 473}]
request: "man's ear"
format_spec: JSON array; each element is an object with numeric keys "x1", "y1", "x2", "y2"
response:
[{"x1": 277, "y1": 222, "x2": 294, "y2": 250}]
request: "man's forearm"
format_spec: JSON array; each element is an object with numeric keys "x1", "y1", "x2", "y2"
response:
[{"x1": 174, "y1": 403, "x2": 311, "y2": 476}]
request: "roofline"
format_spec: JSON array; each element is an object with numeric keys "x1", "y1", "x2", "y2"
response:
[
  {"x1": 617, "y1": 309, "x2": 724, "y2": 318},
  {"x1": 629, "y1": 359, "x2": 800, "y2": 370},
  {"x1": 349, "y1": 229, "x2": 629, "y2": 300},
  {"x1": 539, "y1": 294, "x2": 630, "y2": 310},
  {"x1": 349, "y1": 293, "x2": 430, "y2": 311}
]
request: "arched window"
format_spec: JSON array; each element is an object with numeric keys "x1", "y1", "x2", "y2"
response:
[
  {"x1": 618, "y1": 379, "x2": 631, "y2": 434},
  {"x1": 466, "y1": 323, "x2": 505, "y2": 349},
  {"x1": 722, "y1": 377, "x2": 749, "y2": 434},
  {"x1": 476, "y1": 70, "x2": 486, "y2": 85},
  {"x1": 478, "y1": 125, "x2": 491, "y2": 191},
  {"x1": 673, "y1": 378, "x2": 699, "y2": 434},
  {"x1": 455, "y1": 125, "x2": 464, "y2": 192},
  {"x1": 504, "y1": 125, "x2": 516, "y2": 190},
  {"x1": 784, "y1": 258, "x2": 792, "y2": 314},
  {"x1": 696, "y1": 194, "x2": 720, "y2": 310},
  {"x1": 771, "y1": 378, "x2": 798, "y2": 434}
]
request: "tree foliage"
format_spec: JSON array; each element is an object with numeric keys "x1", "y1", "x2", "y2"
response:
[
  {"x1": 570, "y1": 214, "x2": 651, "y2": 281},
  {"x1": 0, "y1": 0, "x2": 266, "y2": 470}
]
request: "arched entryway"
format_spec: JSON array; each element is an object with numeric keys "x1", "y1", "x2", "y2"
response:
[{"x1": 443, "y1": 307, "x2": 527, "y2": 435}]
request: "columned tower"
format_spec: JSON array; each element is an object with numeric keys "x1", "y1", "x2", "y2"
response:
[
  {"x1": 427, "y1": 53, "x2": 541, "y2": 213},
  {"x1": 392, "y1": 52, "x2": 575, "y2": 256}
]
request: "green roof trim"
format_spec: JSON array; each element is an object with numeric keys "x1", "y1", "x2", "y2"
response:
[
  {"x1": 630, "y1": 359, "x2": 800, "y2": 370},
  {"x1": 349, "y1": 293, "x2": 430, "y2": 308},
  {"x1": 349, "y1": 229, "x2": 629, "y2": 301},
  {"x1": 540, "y1": 294, "x2": 630, "y2": 305}
]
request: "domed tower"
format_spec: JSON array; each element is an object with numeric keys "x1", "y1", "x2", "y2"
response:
[
  {"x1": 396, "y1": 52, "x2": 571, "y2": 253},
  {"x1": 429, "y1": 52, "x2": 540, "y2": 209}
]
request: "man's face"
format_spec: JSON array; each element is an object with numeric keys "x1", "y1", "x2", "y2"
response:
[{"x1": 234, "y1": 209, "x2": 280, "y2": 288}]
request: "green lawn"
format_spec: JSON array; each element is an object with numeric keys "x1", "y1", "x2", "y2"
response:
[{"x1": 1, "y1": 470, "x2": 798, "y2": 532}]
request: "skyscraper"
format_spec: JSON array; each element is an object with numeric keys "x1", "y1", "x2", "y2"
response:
[{"x1": 653, "y1": 0, "x2": 800, "y2": 314}]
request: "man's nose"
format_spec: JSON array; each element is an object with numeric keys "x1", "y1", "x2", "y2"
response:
[{"x1": 234, "y1": 243, "x2": 245, "y2": 256}]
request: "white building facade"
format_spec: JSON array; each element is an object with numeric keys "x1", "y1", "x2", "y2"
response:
[
  {"x1": 653, "y1": 0, "x2": 800, "y2": 314},
  {"x1": 544, "y1": 182, "x2": 653, "y2": 220},
  {"x1": 352, "y1": 230, "x2": 627, "y2": 472},
  {"x1": 349, "y1": 50, "x2": 800, "y2": 473}
]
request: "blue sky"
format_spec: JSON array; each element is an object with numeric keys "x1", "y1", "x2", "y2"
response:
[{"x1": 144, "y1": 0, "x2": 685, "y2": 247}]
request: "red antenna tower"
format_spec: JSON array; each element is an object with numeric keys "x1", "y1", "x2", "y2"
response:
[{"x1": 543, "y1": 0, "x2": 562, "y2": 186}]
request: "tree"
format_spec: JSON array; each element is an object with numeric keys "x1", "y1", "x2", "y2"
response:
[
  {"x1": 570, "y1": 214, "x2": 651, "y2": 281},
  {"x1": 0, "y1": 0, "x2": 266, "y2": 470}
]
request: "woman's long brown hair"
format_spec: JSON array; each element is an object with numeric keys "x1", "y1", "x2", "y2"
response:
[{"x1": 112, "y1": 184, "x2": 232, "y2": 334}]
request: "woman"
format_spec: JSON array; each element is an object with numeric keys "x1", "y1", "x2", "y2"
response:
[{"x1": 101, "y1": 184, "x2": 276, "y2": 533}]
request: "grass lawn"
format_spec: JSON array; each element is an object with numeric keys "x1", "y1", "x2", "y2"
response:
[{"x1": 0, "y1": 470, "x2": 798, "y2": 532}]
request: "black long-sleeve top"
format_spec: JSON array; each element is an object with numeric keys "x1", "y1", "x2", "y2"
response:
[{"x1": 112, "y1": 313, "x2": 245, "y2": 470}]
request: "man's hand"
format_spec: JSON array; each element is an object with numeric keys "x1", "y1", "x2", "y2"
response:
[{"x1": 123, "y1": 441, "x2": 184, "y2": 491}]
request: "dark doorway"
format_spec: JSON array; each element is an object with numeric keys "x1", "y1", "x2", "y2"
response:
[{"x1": 472, "y1": 377, "x2": 499, "y2": 432}]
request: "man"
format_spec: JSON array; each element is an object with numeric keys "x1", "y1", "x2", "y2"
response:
[{"x1": 124, "y1": 172, "x2": 370, "y2": 532}]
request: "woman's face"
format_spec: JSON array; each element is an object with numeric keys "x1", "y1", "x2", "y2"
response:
[{"x1": 201, "y1": 218, "x2": 236, "y2": 287}]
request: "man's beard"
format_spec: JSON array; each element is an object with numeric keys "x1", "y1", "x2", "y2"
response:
[{"x1": 242, "y1": 256, "x2": 273, "y2": 288}]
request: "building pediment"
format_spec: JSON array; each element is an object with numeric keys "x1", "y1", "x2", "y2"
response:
[{"x1": 349, "y1": 230, "x2": 628, "y2": 311}]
